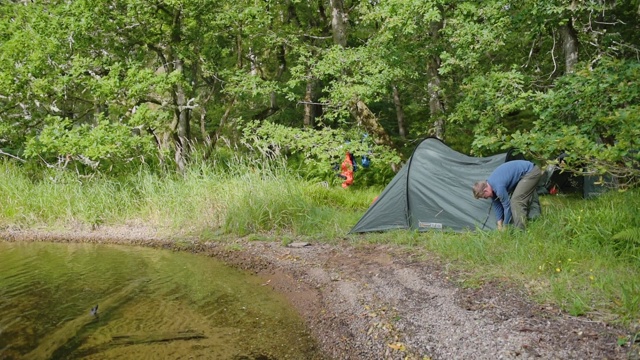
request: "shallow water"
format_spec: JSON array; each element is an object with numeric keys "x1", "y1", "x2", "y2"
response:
[{"x1": 0, "y1": 241, "x2": 325, "y2": 359}]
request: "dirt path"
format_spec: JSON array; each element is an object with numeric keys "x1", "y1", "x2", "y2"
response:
[{"x1": 1, "y1": 227, "x2": 634, "y2": 359}]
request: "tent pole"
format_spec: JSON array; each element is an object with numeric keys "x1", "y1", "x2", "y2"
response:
[{"x1": 481, "y1": 204, "x2": 492, "y2": 230}]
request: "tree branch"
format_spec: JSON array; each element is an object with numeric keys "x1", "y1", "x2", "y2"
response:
[
  {"x1": 547, "y1": 28, "x2": 557, "y2": 79},
  {"x1": 0, "y1": 150, "x2": 25, "y2": 163}
]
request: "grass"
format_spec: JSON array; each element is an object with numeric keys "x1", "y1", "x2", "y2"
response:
[
  {"x1": 0, "y1": 158, "x2": 639, "y2": 328},
  {"x1": 416, "y1": 191, "x2": 640, "y2": 326}
]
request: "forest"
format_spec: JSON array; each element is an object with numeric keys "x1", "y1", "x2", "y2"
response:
[
  {"x1": 0, "y1": 0, "x2": 638, "y2": 186},
  {"x1": 3, "y1": 1, "x2": 640, "y2": 342}
]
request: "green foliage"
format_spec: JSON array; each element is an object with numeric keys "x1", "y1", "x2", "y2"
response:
[
  {"x1": 509, "y1": 58, "x2": 640, "y2": 186},
  {"x1": 449, "y1": 69, "x2": 532, "y2": 154},
  {"x1": 240, "y1": 120, "x2": 400, "y2": 185},
  {"x1": 359, "y1": 0, "x2": 441, "y2": 35},
  {"x1": 23, "y1": 117, "x2": 156, "y2": 174},
  {"x1": 612, "y1": 228, "x2": 640, "y2": 245},
  {"x1": 611, "y1": 228, "x2": 640, "y2": 261},
  {"x1": 312, "y1": 45, "x2": 402, "y2": 104},
  {"x1": 439, "y1": 2, "x2": 513, "y2": 75},
  {"x1": 1, "y1": 0, "x2": 639, "y2": 190}
]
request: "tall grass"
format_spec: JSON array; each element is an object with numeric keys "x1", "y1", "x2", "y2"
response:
[
  {"x1": 1, "y1": 158, "x2": 638, "y2": 326},
  {"x1": 0, "y1": 156, "x2": 368, "y2": 238},
  {"x1": 0, "y1": 163, "x2": 138, "y2": 227}
]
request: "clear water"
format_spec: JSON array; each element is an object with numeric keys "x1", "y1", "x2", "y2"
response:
[{"x1": 0, "y1": 241, "x2": 326, "y2": 360}]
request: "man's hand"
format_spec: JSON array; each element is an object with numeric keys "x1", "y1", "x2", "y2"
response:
[{"x1": 497, "y1": 220, "x2": 504, "y2": 231}]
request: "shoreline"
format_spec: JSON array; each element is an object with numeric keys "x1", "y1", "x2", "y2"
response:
[{"x1": 0, "y1": 227, "x2": 631, "y2": 359}]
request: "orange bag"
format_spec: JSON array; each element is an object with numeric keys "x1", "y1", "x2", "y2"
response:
[{"x1": 340, "y1": 152, "x2": 354, "y2": 188}]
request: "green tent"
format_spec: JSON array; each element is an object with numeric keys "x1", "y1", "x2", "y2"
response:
[{"x1": 349, "y1": 138, "x2": 521, "y2": 233}]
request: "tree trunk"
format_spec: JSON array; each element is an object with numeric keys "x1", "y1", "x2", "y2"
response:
[
  {"x1": 349, "y1": 99, "x2": 399, "y2": 171},
  {"x1": 427, "y1": 61, "x2": 445, "y2": 140},
  {"x1": 303, "y1": 68, "x2": 316, "y2": 127},
  {"x1": 173, "y1": 58, "x2": 190, "y2": 172},
  {"x1": 205, "y1": 97, "x2": 236, "y2": 159},
  {"x1": 560, "y1": 20, "x2": 578, "y2": 74},
  {"x1": 249, "y1": 47, "x2": 258, "y2": 76},
  {"x1": 427, "y1": 17, "x2": 446, "y2": 140},
  {"x1": 255, "y1": 43, "x2": 286, "y2": 122},
  {"x1": 329, "y1": 0, "x2": 347, "y2": 48},
  {"x1": 236, "y1": 33, "x2": 243, "y2": 69},
  {"x1": 349, "y1": 99, "x2": 394, "y2": 148},
  {"x1": 392, "y1": 84, "x2": 406, "y2": 139},
  {"x1": 164, "y1": 8, "x2": 191, "y2": 171},
  {"x1": 199, "y1": 93, "x2": 213, "y2": 145}
]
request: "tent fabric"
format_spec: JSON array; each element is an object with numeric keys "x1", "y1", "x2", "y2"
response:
[{"x1": 349, "y1": 138, "x2": 517, "y2": 233}]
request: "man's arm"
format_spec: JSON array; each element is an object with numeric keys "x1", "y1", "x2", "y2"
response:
[
  {"x1": 495, "y1": 187, "x2": 512, "y2": 225},
  {"x1": 492, "y1": 198, "x2": 503, "y2": 220}
]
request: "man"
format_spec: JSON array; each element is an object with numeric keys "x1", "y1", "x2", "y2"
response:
[{"x1": 473, "y1": 160, "x2": 543, "y2": 230}]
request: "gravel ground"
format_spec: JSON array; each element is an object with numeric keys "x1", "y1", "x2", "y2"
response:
[{"x1": 1, "y1": 226, "x2": 637, "y2": 360}]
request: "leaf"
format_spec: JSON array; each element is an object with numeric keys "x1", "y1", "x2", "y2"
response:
[
  {"x1": 611, "y1": 228, "x2": 640, "y2": 244},
  {"x1": 388, "y1": 342, "x2": 406, "y2": 351}
]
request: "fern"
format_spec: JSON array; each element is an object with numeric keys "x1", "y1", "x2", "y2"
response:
[{"x1": 612, "y1": 228, "x2": 640, "y2": 244}]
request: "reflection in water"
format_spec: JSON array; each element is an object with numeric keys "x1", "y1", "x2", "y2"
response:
[{"x1": 0, "y1": 241, "x2": 326, "y2": 359}]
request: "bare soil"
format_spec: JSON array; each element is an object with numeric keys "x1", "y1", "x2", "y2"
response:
[{"x1": 1, "y1": 226, "x2": 637, "y2": 360}]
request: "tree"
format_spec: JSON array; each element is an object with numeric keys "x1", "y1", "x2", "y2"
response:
[
  {"x1": 1, "y1": 0, "x2": 637, "y2": 188},
  {"x1": 1, "y1": 0, "x2": 285, "y2": 171},
  {"x1": 511, "y1": 58, "x2": 640, "y2": 187},
  {"x1": 447, "y1": 0, "x2": 640, "y2": 186}
]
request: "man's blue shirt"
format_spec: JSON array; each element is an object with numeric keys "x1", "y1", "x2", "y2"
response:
[{"x1": 487, "y1": 160, "x2": 535, "y2": 225}]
